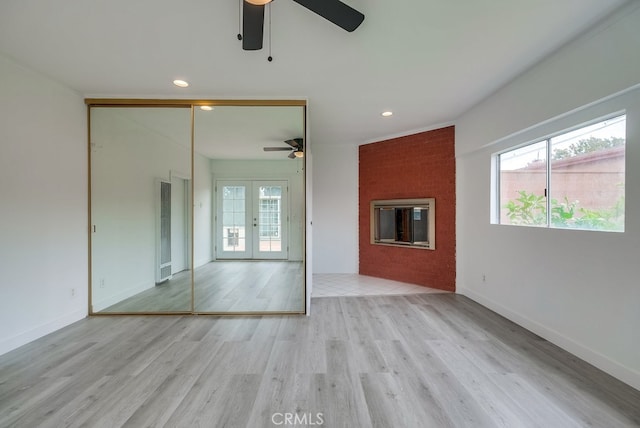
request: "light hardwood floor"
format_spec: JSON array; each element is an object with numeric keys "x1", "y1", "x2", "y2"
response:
[{"x1": 2, "y1": 294, "x2": 639, "y2": 427}]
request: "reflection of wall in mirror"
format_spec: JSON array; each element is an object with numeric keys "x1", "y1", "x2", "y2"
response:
[
  {"x1": 91, "y1": 108, "x2": 191, "y2": 311},
  {"x1": 193, "y1": 153, "x2": 213, "y2": 268},
  {"x1": 156, "y1": 179, "x2": 172, "y2": 283}
]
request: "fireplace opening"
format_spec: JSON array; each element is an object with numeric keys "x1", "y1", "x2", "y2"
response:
[{"x1": 371, "y1": 198, "x2": 435, "y2": 249}]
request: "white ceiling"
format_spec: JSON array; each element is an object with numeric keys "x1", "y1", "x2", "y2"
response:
[{"x1": 0, "y1": 0, "x2": 630, "y2": 153}]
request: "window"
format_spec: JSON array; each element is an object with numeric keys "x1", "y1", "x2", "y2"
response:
[
  {"x1": 496, "y1": 114, "x2": 626, "y2": 232},
  {"x1": 222, "y1": 186, "x2": 246, "y2": 251},
  {"x1": 259, "y1": 198, "x2": 281, "y2": 238},
  {"x1": 371, "y1": 198, "x2": 435, "y2": 249}
]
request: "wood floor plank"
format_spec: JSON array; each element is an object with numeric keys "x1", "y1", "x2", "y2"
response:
[
  {"x1": 490, "y1": 372, "x2": 584, "y2": 428},
  {"x1": 354, "y1": 296, "x2": 403, "y2": 340},
  {"x1": 418, "y1": 370, "x2": 497, "y2": 428},
  {"x1": 311, "y1": 373, "x2": 373, "y2": 428},
  {"x1": 360, "y1": 372, "x2": 453, "y2": 428},
  {"x1": 188, "y1": 374, "x2": 262, "y2": 428},
  {"x1": 427, "y1": 338, "x2": 538, "y2": 427},
  {"x1": 120, "y1": 341, "x2": 222, "y2": 428},
  {"x1": 311, "y1": 296, "x2": 349, "y2": 340},
  {"x1": 78, "y1": 341, "x2": 200, "y2": 428},
  {"x1": 0, "y1": 376, "x2": 73, "y2": 427},
  {"x1": 244, "y1": 341, "x2": 310, "y2": 427}
]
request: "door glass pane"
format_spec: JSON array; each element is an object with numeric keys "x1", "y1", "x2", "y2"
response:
[
  {"x1": 222, "y1": 186, "x2": 246, "y2": 252},
  {"x1": 499, "y1": 140, "x2": 548, "y2": 226},
  {"x1": 550, "y1": 115, "x2": 625, "y2": 231},
  {"x1": 258, "y1": 186, "x2": 282, "y2": 252}
]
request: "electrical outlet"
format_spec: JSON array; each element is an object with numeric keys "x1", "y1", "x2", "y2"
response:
[
  {"x1": 71, "y1": 288, "x2": 76, "y2": 297},
  {"x1": 482, "y1": 274, "x2": 486, "y2": 282},
  {"x1": 100, "y1": 279, "x2": 105, "y2": 288}
]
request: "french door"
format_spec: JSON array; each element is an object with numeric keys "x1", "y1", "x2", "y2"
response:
[{"x1": 216, "y1": 180, "x2": 288, "y2": 260}]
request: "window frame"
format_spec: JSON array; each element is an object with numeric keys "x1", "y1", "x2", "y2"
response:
[{"x1": 493, "y1": 112, "x2": 626, "y2": 232}]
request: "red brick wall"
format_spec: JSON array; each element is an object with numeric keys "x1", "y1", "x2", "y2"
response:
[{"x1": 359, "y1": 126, "x2": 456, "y2": 291}]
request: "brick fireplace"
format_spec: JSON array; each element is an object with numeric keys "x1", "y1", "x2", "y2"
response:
[{"x1": 358, "y1": 126, "x2": 456, "y2": 291}]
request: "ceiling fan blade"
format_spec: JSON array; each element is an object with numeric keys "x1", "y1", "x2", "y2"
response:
[
  {"x1": 288, "y1": 151, "x2": 297, "y2": 159},
  {"x1": 242, "y1": 2, "x2": 264, "y2": 50},
  {"x1": 284, "y1": 138, "x2": 303, "y2": 149},
  {"x1": 264, "y1": 147, "x2": 293, "y2": 151},
  {"x1": 292, "y1": 0, "x2": 364, "y2": 32}
]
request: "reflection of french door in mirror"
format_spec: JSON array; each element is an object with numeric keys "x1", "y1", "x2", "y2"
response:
[{"x1": 216, "y1": 180, "x2": 288, "y2": 260}]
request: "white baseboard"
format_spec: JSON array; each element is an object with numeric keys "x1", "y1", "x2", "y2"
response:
[
  {"x1": 0, "y1": 308, "x2": 87, "y2": 356},
  {"x1": 457, "y1": 286, "x2": 640, "y2": 391},
  {"x1": 92, "y1": 280, "x2": 153, "y2": 312},
  {"x1": 194, "y1": 257, "x2": 212, "y2": 269}
]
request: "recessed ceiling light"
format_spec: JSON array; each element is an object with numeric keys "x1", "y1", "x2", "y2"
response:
[
  {"x1": 200, "y1": 106, "x2": 214, "y2": 111},
  {"x1": 173, "y1": 79, "x2": 189, "y2": 88},
  {"x1": 381, "y1": 111, "x2": 393, "y2": 117}
]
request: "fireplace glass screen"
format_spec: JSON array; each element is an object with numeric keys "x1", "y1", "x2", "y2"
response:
[{"x1": 372, "y1": 199, "x2": 435, "y2": 249}]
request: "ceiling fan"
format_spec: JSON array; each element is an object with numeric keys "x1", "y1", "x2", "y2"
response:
[
  {"x1": 242, "y1": 0, "x2": 365, "y2": 51},
  {"x1": 264, "y1": 138, "x2": 304, "y2": 158}
]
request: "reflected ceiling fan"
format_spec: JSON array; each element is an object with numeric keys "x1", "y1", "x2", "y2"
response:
[
  {"x1": 241, "y1": 0, "x2": 365, "y2": 51},
  {"x1": 264, "y1": 138, "x2": 304, "y2": 158}
]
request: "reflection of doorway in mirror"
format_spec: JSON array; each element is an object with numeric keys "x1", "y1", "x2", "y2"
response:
[
  {"x1": 156, "y1": 180, "x2": 172, "y2": 283},
  {"x1": 216, "y1": 180, "x2": 288, "y2": 260},
  {"x1": 155, "y1": 176, "x2": 191, "y2": 283},
  {"x1": 171, "y1": 176, "x2": 190, "y2": 274}
]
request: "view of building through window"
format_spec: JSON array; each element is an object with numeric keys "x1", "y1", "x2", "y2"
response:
[
  {"x1": 258, "y1": 186, "x2": 282, "y2": 252},
  {"x1": 498, "y1": 115, "x2": 626, "y2": 231},
  {"x1": 222, "y1": 186, "x2": 246, "y2": 251}
]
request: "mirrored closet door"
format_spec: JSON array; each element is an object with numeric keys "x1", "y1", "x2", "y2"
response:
[
  {"x1": 193, "y1": 105, "x2": 305, "y2": 313},
  {"x1": 88, "y1": 101, "x2": 306, "y2": 315},
  {"x1": 89, "y1": 106, "x2": 193, "y2": 313}
]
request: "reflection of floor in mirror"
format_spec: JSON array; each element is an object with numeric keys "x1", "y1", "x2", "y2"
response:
[
  {"x1": 102, "y1": 261, "x2": 304, "y2": 313},
  {"x1": 194, "y1": 261, "x2": 303, "y2": 312},
  {"x1": 312, "y1": 274, "x2": 449, "y2": 297},
  {"x1": 103, "y1": 269, "x2": 192, "y2": 313}
]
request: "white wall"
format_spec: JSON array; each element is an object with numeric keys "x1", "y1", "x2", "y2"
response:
[
  {"x1": 311, "y1": 143, "x2": 359, "y2": 273},
  {"x1": 0, "y1": 54, "x2": 87, "y2": 355},
  {"x1": 456, "y1": 2, "x2": 640, "y2": 390}
]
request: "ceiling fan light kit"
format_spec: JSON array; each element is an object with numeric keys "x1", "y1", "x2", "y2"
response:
[{"x1": 241, "y1": 0, "x2": 364, "y2": 51}]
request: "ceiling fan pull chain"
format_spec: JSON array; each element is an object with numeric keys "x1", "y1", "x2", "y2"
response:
[
  {"x1": 267, "y1": 2, "x2": 273, "y2": 61},
  {"x1": 237, "y1": 0, "x2": 243, "y2": 41}
]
